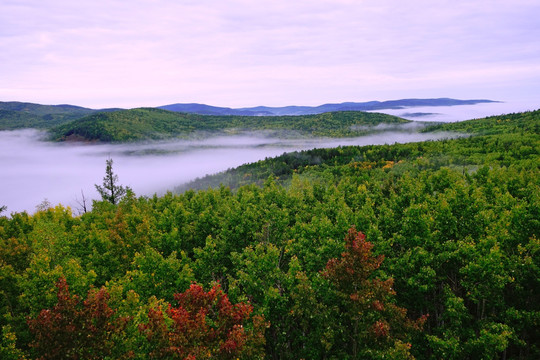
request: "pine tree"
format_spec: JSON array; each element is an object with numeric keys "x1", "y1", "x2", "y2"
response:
[{"x1": 95, "y1": 158, "x2": 127, "y2": 205}]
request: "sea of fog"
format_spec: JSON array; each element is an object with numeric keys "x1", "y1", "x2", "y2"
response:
[
  {"x1": 0, "y1": 128, "x2": 454, "y2": 214},
  {"x1": 1, "y1": 100, "x2": 537, "y2": 214},
  {"x1": 372, "y1": 99, "x2": 538, "y2": 122}
]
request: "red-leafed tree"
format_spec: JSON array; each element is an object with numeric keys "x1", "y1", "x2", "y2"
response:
[
  {"x1": 27, "y1": 277, "x2": 127, "y2": 360},
  {"x1": 323, "y1": 228, "x2": 427, "y2": 359},
  {"x1": 140, "y1": 283, "x2": 267, "y2": 360}
]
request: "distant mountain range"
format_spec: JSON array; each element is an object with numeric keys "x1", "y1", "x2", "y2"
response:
[
  {"x1": 158, "y1": 98, "x2": 498, "y2": 116},
  {"x1": 0, "y1": 98, "x2": 498, "y2": 130}
]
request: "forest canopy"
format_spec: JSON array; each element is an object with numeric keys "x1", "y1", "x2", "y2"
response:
[
  {"x1": 49, "y1": 108, "x2": 410, "y2": 142},
  {"x1": 0, "y1": 109, "x2": 538, "y2": 359}
]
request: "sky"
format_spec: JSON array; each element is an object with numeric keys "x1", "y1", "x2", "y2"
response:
[{"x1": 1, "y1": 0, "x2": 539, "y2": 109}]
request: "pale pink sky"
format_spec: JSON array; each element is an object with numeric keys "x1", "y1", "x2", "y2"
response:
[{"x1": 1, "y1": 0, "x2": 539, "y2": 108}]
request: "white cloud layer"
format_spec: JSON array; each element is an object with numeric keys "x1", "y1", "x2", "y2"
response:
[{"x1": 0, "y1": 0, "x2": 539, "y2": 108}]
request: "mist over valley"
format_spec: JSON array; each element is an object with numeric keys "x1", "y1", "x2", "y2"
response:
[
  {"x1": 1, "y1": 124, "x2": 457, "y2": 214},
  {"x1": 1, "y1": 99, "x2": 538, "y2": 214}
]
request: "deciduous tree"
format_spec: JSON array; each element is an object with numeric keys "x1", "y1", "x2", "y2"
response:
[
  {"x1": 140, "y1": 283, "x2": 267, "y2": 359},
  {"x1": 323, "y1": 228, "x2": 426, "y2": 359},
  {"x1": 27, "y1": 278, "x2": 127, "y2": 360}
]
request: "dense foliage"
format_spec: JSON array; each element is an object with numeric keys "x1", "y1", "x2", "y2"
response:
[
  {"x1": 140, "y1": 283, "x2": 267, "y2": 359},
  {"x1": 0, "y1": 109, "x2": 538, "y2": 359},
  {"x1": 27, "y1": 278, "x2": 127, "y2": 360},
  {"x1": 0, "y1": 102, "x2": 102, "y2": 130},
  {"x1": 179, "y1": 110, "x2": 540, "y2": 191},
  {"x1": 50, "y1": 108, "x2": 409, "y2": 142},
  {"x1": 424, "y1": 109, "x2": 540, "y2": 135}
]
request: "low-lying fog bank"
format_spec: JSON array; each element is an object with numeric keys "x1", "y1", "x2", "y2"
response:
[
  {"x1": 0, "y1": 126, "x2": 458, "y2": 214},
  {"x1": 373, "y1": 99, "x2": 538, "y2": 122}
]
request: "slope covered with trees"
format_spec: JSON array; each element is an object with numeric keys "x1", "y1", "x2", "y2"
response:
[
  {"x1": 179, "y1": 110, "x2": 540, "y2": 191},
  {"x1": 0, "y1": 98, "x2": 493, "y2": 130},
  {"x1": 0, "y1": 109, "x2": 538, "y2": 359},
  {"x1": 0, "y1": 101, "x2": 115, "y2": 130},
  {"x1": 50, "y1": 108, "x2": 410, "y2": 142}
]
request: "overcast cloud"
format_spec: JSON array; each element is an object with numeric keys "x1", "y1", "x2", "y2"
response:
[{"x1": 0, "y1": 0, "x2": 539, "y2": 108}]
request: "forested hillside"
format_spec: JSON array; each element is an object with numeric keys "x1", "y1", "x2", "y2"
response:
[
  {"x1": 0, "y1": 110, "x2": 538, "y2": 359},
  {"x1": 179, "y1": 110, "x2": 540, "y2": 191},
  {"x1": 0, "y1": 101, "x2": 114, "y2": 130},
  {"x1": 50, "y1": 108, "x2": 409, "y2": 142},
  {"x1": 0, "y1": 98, "x2": 492, "y2": 131}
]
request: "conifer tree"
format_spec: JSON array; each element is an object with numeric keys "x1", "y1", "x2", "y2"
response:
[{"x1": 95, "y1": 158, "x2": 127, "y2": 205}]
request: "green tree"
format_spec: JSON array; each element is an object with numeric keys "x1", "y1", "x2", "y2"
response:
[
  {"x1": 95, "y1": 158, "x2": 127, "y2": 205},
  {"x1": 118, "y1": 247, "x2": 195, "y2": 303},
  {"x1": 0, "y1": 325, "x2": 27, "y2": 360}
]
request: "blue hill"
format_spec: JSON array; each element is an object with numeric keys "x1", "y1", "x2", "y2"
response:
[{"x1": 159, "y1": 98, "x2": 498, "y2": 116}]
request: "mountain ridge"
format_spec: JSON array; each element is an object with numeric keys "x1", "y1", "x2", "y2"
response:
[
  {"x1": 0, "y1": 98, "x2": 498, "y2": 130},
  {"x1": 50, "y1": 108, "x2": 410, "y2": 142},
  {"x1": 0, "y1": 101, "x2": 121, "y2": 130},
  {"x1": 160, "y1": 98, "x2": 498, "y2": 116}
]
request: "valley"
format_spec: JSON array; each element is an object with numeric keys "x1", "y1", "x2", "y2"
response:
[{"x1": 0, "y1": 108, "x2": 538, "y2": 359}]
